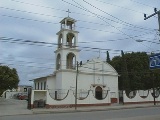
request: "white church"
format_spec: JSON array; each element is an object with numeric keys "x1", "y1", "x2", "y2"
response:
[{"x1": 30, "y1": 16, "x2": 119, "y2": 108}]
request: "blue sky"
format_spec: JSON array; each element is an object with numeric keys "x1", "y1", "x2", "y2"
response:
[{"x1": 0, "y1": 0, "x2": 160, "y2": 85}]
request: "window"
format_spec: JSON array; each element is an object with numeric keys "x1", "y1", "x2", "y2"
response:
[
  {"x1": 41, "y1": 82, "x2": 43, "y2": 90},
  {"x1": 38, "y1": 82, "x2": 39, "y2": 90},
  {"x1": 44, "y1": 81, "x2": 46, "y2": 90},
  {"x1": 34, "y1": 83, "x2": 36, "y2": 90}
]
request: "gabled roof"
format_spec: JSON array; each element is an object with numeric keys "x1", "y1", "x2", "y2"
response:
[
  {"x1": 79, "y1": 57, "x2": 118, "y2": 76},
  {"x1": 33, "y1": 73, "x2": 55, "y2": 81}
]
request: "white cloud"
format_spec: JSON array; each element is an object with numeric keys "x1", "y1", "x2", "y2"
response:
[{"x1": 1, "y1": 0, "x2": 160, "y2": 84}]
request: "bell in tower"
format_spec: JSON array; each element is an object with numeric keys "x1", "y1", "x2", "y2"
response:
[{"x1": 60, "y1": 16, "x2": 76, "y2": 30}]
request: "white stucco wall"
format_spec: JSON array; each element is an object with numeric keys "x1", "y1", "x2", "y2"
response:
[
  {"x1": 47, "y1": 76, "x2": 56, "y2": 90},
  {"x1": 57, "y1": 58, "x2": 119, "y2": 99},
  {"x1": 45, "y1": 90, "x2": 110, "y2": 106},
  {"x1": 123, "y1": 90, "x2": 160, "y2": 103},
  {"x1": 32, "y1": 58, "x2": 119, "y2": 106}
]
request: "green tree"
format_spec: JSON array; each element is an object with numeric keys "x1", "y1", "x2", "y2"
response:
[
  {"x1": 0, "y1": 65, "x2": 19, "y2": 94},
  {"x1": 120, "y1": 50, "x2": 130, "y2": 91},
  {"x1": 110, "y1": 52, "x2": 160, "y2": 91}
]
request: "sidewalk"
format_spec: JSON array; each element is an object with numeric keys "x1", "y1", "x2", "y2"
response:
[
  {"x1": 0, "y1": 97, "x2": 159, "y2": 116},
  {"x1": 32, "y1": 103, "x2": 160, "y2": 114}
]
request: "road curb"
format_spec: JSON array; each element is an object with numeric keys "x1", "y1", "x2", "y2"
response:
[{"x1": 32, "y1": 105, "x2": 160, "y2": 114}]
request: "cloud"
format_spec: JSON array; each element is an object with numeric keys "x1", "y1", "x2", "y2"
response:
[{"x1": 1, "y1": 0, "x2": 160, "y2": 85}]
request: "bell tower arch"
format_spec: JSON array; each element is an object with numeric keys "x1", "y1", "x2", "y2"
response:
[{"x1": 55, "y1": 17, "x2": 80, "y2": 71}]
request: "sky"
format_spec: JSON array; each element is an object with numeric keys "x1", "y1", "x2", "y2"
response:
[{"x1": 0, "y1": 0, "x2": 160, "y2": 85}]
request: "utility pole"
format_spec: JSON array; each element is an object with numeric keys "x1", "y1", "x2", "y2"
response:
[
  {"x1": 152, "y1": 73, "x2": 156, "y2": 105},
  {"x1": 144, "y1": 8, "x2": 160, "y2": 33},
  {"x1": 145, "y1": 8, "x2": 160, "y2": 105},
  {"x1": 75, "y1": 61, "x2": 79, "y2": 110}
]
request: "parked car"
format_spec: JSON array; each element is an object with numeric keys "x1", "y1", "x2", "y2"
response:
[{"x1": 17, "y1": 93, "x2": 28, "y2": 100}]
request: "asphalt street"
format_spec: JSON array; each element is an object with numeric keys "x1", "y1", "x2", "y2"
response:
[
  {"x1": 0, "y1": 107, "x2": 160, "y2": 120},
  {"x1": 1, "y1": 97, "x2": 160, "y2": 120},
  {"x1": 0, "y1": 98, "x2": 32, "y2": 116}
]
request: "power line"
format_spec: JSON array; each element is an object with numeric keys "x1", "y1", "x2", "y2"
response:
[
  {"x1": 7, "y1": 0, "x2": 156, "y2": 31},
  {"x1": 66, "y1": 0, "x2": 154, "y2": 50},
  {"x1": 1, "y1": 14, "x2": 156, "y2": 35},
  {"x1": 94, "y1": 0, "x2": 145, "y2": 14},
  {"x1": 81, "y1": 0, "x2": 158, "y2": 33},
  {"x1": 1, "y1": 36, "x2": 159, "y2": 53},
  {"x1": 1, "y1": 5, "x2": 157, "y2": 33},
  {"x1": 129, "y1": 0, "x2": 156, "y2": 8},
  {"x1": 81, "y1": 0, "x2": 156, "y2": 31},
  {"x1": 1, "y1": 36, "x2": 160, "y2": 54},
  {"x1": 1, "y1": 6, "x2": 156, "y2": 33},
  {"x1": 0, "y1": 62, "x2": 54, "y2": 70},
  {"x1": 0, "y1": 54, "x2": 54, "y2": 61},
  {"x1": 75, "y1": 0, "x2": 156, "y2": 32},
  {"x1": 7, "y1": 0, "x2": 107, "y2": 18},
  {"x1": 0, "y1": 58, "x2": 54, "y2": 66},
  {"x1": 1, "y1": 14, "x2": 58, "y2": 24},
  {"x1": 4, "y1": 0, "x2": 156, "y2": 32}
]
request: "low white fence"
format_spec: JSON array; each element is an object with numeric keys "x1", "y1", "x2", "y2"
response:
[
  {"x1": 31, "y1": 89, "x2": 111, "y2": 108},
  {"x1": 123, "y1": 89, "x2": 160, "y2": 104}
]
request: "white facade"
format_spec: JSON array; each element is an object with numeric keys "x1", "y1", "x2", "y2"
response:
[{"x1": 31, "y1": 17, "x2": 119, "y2": 108}]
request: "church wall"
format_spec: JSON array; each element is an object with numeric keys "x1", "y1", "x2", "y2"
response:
[
  {"x1": 78, "y1": 72, "x2": 117, "y2": 90},
  {"x1": 123, "y1": 90, "x2": 160, "y2": 104},
  {"x1": 55, "y1": 72, "x2": 62, "y2": 89},
  {"x1": 31, "y1": 17, "x2": 120, "y2": 108},
  {"x1": 80, "y1": 59, "x2": 117, "y2": 76},
  {"x1": 34, "y1": 90, "x2": 47, "y2": 101},
  {"x1": 56, "y1": 72, "x2": 63, "y2": 89},
  {"x1": 45, "y1": 90, "x2": 110, "y2": 108},
  {"x1": 47, "y1": 76, "x2": 56, "y2": 90},
  {"x1": 61, "y1": 71, "x2": 77, "y2": 90},
  {"x1": 105, "y1": 76, "x2": 118, "y2": 98}
]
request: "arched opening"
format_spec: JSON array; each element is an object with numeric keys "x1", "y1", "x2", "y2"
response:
[
  {"x1": 66, "y1": 33, "x2": 75, "y2": 48},
  {"x1": 56, "y1": 54, "x2": 61, "y2": 70},
  {"x1": 95, "y1": 86, "x2": 102, "y2": 100},
  {"x1": 58, "y1": 34, "x2": 63, "y2": 48},
  {"x1": 66, "y1": 53, "x2": 76, "y2": 69},
  {"x1": 60, "y1": 18, "x2": 76, "y2": 30}
]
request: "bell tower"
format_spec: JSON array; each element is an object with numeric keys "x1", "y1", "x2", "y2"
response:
[{"x1": 55, "y1": 17, "x2": 80, "y2": 71}]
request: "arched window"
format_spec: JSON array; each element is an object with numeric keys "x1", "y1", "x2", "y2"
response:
[
  {"x1": 95, "y1": 86, "x2": 103, "y2": 100},
  {"x1": 66, "y1": 53, "x2": 76, "y2": 69},
  {"x1": 56, "y1": 54, "x2": 61, "y2": 70},
  {"x1": 58, "y1": 34, "x2": 63, "y2": 48},
  {"x1": 66, "y1": 33, "x2": 76, "y2": 48}
]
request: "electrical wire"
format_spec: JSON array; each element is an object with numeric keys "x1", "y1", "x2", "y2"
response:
[
  {"x1": 63, "y1": 0, "x2": 155, "y2": 50},
  {"x1": 1, "y1": 36, "x2": 160, "y2": 53},
  {"x1": 4, "y1": 0, "x2": 157, "y2": 32},
  {"x1": 129, "y1": 0, "x2": 156, "y2": 8}
]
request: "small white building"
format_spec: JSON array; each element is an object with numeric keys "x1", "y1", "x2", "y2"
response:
[{"x1": 31, "y1": 17, "x2": 119, "y2": 108}]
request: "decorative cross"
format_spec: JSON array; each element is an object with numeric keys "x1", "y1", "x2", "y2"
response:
[{"x1": 66, "y1": 9, "x2": 71, "y2": 17}]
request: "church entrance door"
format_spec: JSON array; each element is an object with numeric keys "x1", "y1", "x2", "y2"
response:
[{"x1": 95, "y1": 86, "x2": 102, "y2": 100}]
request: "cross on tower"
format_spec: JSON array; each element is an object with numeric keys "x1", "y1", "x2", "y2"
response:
[{"x1": 66, "y1": 9, "x2": 71, "y2": 17}]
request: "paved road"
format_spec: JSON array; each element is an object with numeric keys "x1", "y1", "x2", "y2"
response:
[
  {"x1": 0, "y1": 107, "x2": 160, "y2": 120},
  {"x1": 0, "y1": 98, "x2": 32, "y2": 116}
]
